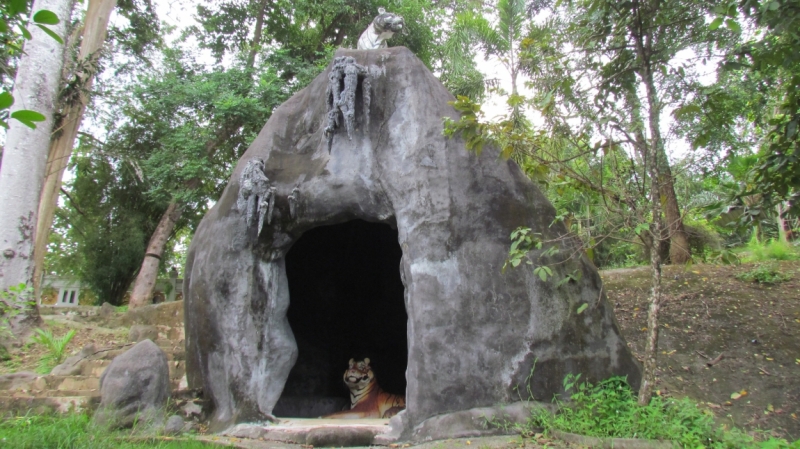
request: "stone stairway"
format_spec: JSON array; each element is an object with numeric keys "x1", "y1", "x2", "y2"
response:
[{"x1": 0, "y1": 338, "x2": 188, "y2": 415}]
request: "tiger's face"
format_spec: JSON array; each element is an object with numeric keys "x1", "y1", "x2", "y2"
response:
[
  {"x1": 343, "y1": 358, "x2": 375, "y2": 391},
  {"x1": 372, "y1": 9, "x2": 405, "y2": 35}
]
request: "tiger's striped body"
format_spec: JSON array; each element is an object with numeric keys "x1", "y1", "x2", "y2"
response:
[{"x1": 325, "y1": 358, "x2": 405, "y2": 419}]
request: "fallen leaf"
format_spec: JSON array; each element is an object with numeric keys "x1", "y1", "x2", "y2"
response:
[{"x1": 730, "y1": 390, "x2": 747, "y2": 400}]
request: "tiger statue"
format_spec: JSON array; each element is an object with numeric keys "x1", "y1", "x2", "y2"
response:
[
  {"x1": 324, "y1": 358, "x2": 405, "y2": 419},
  {"x1": 357, "y1": 8, "x2": 405, "y2": 50}
]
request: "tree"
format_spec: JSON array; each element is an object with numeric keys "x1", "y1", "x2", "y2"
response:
[
  {"x1": 33, "y1": 0, "x2": 118, "y2": 299},
  {"x1": 58, "y1": 148, "x2": 172, "y2": 305},
  {"x1": 446, "y1": 0, "x2": 733, "y2": 405},
  {"x1": 441, "y1": 0, "x2": 531, "y2": 111},
  {"x1": 702, "y1": 1, "x2": 800, "y2": 215},
  {"x1": 118, "y1": 47, "x2": 295, "y2": 307},
  {"x1": 0, "y1": 0, "x2": 70, "y2": 338},
  {"x1": 127, "y1": 0, "x2": 442, "y2": 308}
]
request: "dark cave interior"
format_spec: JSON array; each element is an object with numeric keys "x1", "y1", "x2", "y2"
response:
[{"x1": 274, "y1": 219, "x2": 408, "y2": 417}]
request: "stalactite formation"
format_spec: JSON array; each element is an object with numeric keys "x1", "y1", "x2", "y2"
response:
[
  {"x1": 324, "y1": 56, "x2": 370, "y2": 152},
  {"x1": 238, "y1": 159, "x2": 275, "y2": 235},
  {"x1": 288, "y1": 187, "x2": 300, "y2": 219}
]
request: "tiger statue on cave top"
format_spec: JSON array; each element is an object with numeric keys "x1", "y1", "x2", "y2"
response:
[
  {"x1": 324, "y1": 358, "x2": 405, "y2": 419},
  {"x1": 357, "y1": 8, "x2": 405, "y2": 50}
]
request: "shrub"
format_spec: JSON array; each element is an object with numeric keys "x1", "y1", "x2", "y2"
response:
[
  {"x1": 31, "y1": 328, "x2": 77, "y2": 374},
  {"x1": 528, "y1": 374, "x2": 798, "y2": 448},
  {"x1": 735, "y1": 263, "x2": 792, "y2": 284},
  {"x1": 746, "y1": 239, "x2": 799, "y2": 262}
]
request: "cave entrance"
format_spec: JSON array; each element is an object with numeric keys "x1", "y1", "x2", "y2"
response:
[{"x1": 274, "y1": 219, "x2": 408, "y2": 418}]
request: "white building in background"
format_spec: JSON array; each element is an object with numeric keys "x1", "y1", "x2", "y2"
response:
[{"x1": 39, "y1": 275, "x2": 183, "y2": 306}]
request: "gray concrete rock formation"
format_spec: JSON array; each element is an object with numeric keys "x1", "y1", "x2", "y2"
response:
[
  {"x1": 128, "y1": 324, "x2": 158, "y2": 343},
  {"x1": 51, "y1": 344, "x2": 95, "y2": 376},
  {"x1": 184, "y1": 47, "x2": 641, "y2": 435},
  {"x1": 164, "y1": 415, "x2": 185, "y2": 435},
  {"x1": 94, "y1": 339, "x2": 169, "y2": 428}
]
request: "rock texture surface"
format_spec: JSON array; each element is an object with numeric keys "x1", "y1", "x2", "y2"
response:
[
  {"x1": 50, "y1": 344, "x2": 95, "y2": 376},
  {"x1": 184, "y1": 47, "x2": 641, "y2": 434},
  {"x1": 94, "y1": 339, "x2": 169, "y2": 428}
]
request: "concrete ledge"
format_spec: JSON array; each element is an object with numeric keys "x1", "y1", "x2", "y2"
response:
[
  {"x1": 411, "y1": 401, "x2": 555, "y2": 442},
  {"x1": 223, "y1": 418, "x2": 390, "y2": 447}
]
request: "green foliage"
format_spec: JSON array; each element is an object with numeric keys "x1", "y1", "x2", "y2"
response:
[
  {"x1": 0, "y1": 283, "x2": 33, "y2": 338},
  {"x1": 31, "y1": 328, "x2": 76, "y2": 374},
  {"x1": 746, "y1": 239, "x2": 799, "y2": 261},
  {"x1": 503, "y1": 226, "x2": 540, "y2": 272},
  {"x1": 58, "y1": 151, "x2": 169, "y2": 306},
  {"x1": 529, "y1": 374, "x2": 795, "y2": 448},
  {"x1": 705, "y1": 0, "x2": 800, "y2": 214},
  {"x1": 0, "y1": 412, "x2": 227, "y2": 448},
  {"x1": 192, "y1": 0, "x2": 437, "y2": 69},
  {"x1": 439, "y1": 0, "x2": 529, "y2": 101},
  {"x1": 0, "y1": 0, "x2": 62, "y2": 128},
  {"x1": 735, "y1": 262, "x2": 792, "y2": 283}
]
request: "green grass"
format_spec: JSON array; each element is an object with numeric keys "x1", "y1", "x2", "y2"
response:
[
  {"x1": 744, "y1": 239, "x2": 799, "y2": 262},
  {"x1": 527, "y1": 374, "x2": 800, "y2": 449},
  {"x1": 0, "y1": 413, "x2": 226, "y2": 449}
]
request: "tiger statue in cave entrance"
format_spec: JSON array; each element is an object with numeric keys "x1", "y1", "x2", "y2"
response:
[{"x1": 324, "y1": 358, "x2": 405, "y2": 419}]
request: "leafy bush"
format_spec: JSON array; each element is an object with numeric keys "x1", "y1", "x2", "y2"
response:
[
  {"x1": 31, "y1": 328, "x2": 77, "y2": 374},
  {"x1": 746, "y1": 239, "x2": 799, "y2": 262},
  {"x1": 0, "y1": 283, "x2": 35, "y2": 338},
  {"x1": 735, "y1": 263, "x2": 792, "y2": 284},
  {"x1": 0, "y1": 412, "x2": 222, "y2": 448},
  {"x1": 528, "y1": 374, "x2": 798, "y2": 448}
]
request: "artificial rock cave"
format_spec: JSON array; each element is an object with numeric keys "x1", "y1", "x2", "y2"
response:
[{"x1": 183, "y1": 47, "x2": 641, "y2": 438}]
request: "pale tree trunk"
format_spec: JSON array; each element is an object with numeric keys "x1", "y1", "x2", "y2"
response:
[
  {"x1": 0, "y1": 0, "x2": 71, "y2": 338},
  {"x1": 633, "y1": 8, "x2": 665, "y2": 405},
  {"x1": 127, "y1": 3, "x2": 269, "y2": 309},
  {"x1": 33, "y1": 0, "x2": 117, "y2": 298},
  {"x1": 128, "y1": 203, "x2": 183, "y2": 308},
  {"x1": 637, "y1": 70, "x2": 665, "y2": 405},
  {"x1": 776, "y1": 203, "x2": 788, "y2": 243},
  {"x1": 661, "y1": 166, "x2": 691, "y2": 264},
  {"x1": 623, "y1": 2, "x2": 690, "y2": 265}
]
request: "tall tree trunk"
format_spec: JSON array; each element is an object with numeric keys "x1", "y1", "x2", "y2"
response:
[
  {"x1": 246, "y1": 0, "x2": 268, "y2": 69},
  {"x1": 776, "y1": 203, "x2": 788, "y2": 243},
  {"x1": 0, "y1": 0, "x2": 71, "y2": 338},
  {"x1": 632, "y1": 5, "x2": 664, "y2": 405},
  {"x1": 33, "y1": 0, "x2": 117, "y2": 298},
  {"x1": 128, "y1": 203, "x2": 183, "y2": 308},
  {"x1": 660, "y1": 163, "x2": 691, "y2": 264}
]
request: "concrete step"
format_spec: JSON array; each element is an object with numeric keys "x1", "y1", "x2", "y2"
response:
[
  {"x1": 2, "y1": 367, "x2": 184, "y2": 393},
  {"x1": 0, "y1": 395, "x2": 101, "y2": 414},
  {"x1": 79, "y1": 359, "x2": 185, "y2": 379},
  {"x1": 4, "y1": 377, "x2": 184, "y2": 399},
  {"x1": 100, "y1": 347, "x2": 184, "y2": 361},
  {"x1": 4, "y1": 375, "x2": 100, "y2": 392},
  {"x1": 5, "y1": 389, "x2": 99, "y2": 399}
]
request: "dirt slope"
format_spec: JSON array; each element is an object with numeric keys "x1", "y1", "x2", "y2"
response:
[{"x1": 603, "y1": 261, "x2": 800, "y2": 440}]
